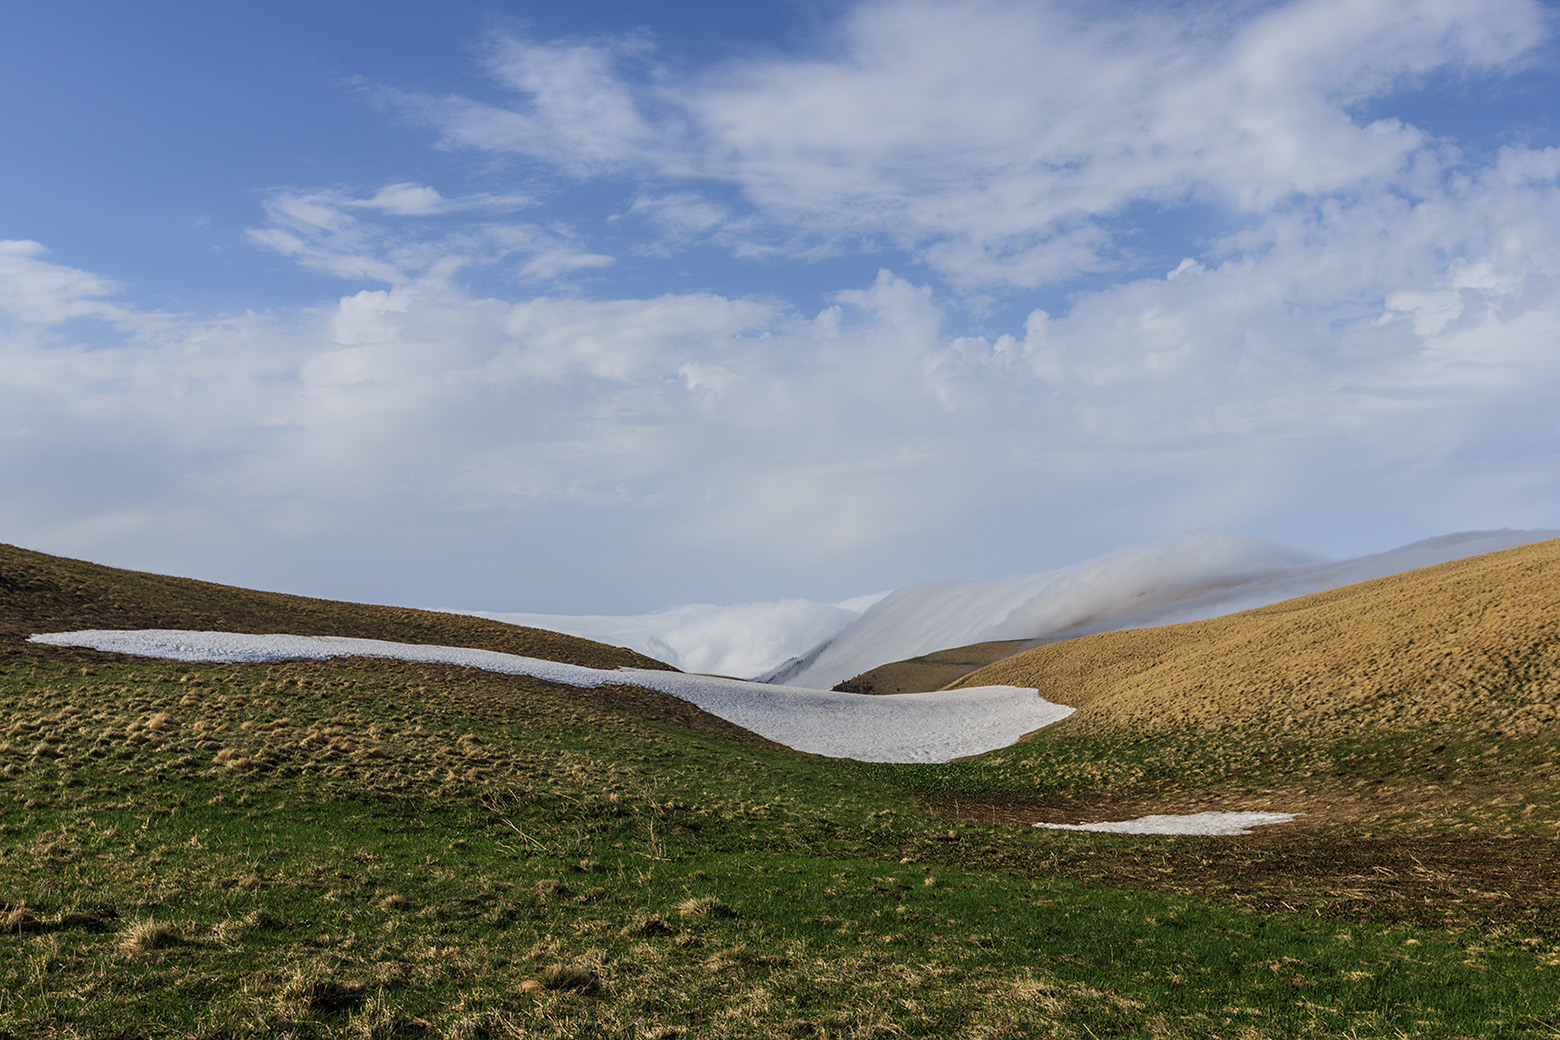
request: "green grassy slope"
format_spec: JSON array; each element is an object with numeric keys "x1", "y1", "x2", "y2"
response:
[{"x1": 3, "y1": 547, "x2": 1559, "y2": 1038}]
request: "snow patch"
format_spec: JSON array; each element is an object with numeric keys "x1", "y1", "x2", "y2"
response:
[{"x1": 1034, "y1": 811, "x2": 1301, "y2": 835}]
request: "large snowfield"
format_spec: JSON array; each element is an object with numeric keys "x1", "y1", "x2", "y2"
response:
[{"x1": 27, "y1": 629, "x2": 1073, "y2": 765}]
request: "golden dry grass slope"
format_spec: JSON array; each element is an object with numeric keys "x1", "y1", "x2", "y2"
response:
[
  {"x1": 950, "y1": 538, "x2": 1560, "y2": 737},
  {"x1": 0, "y1": 542, "x2": 672, "y2": 672}
]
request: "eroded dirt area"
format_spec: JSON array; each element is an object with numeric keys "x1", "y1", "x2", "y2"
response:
[{"x1": 924, "y1": 791, "x2": 1560, "y2": 933}]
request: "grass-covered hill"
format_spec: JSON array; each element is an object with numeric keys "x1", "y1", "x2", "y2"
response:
[
  {"x1": 3, "y1": 543, "x2": 1559, "y2": 1038},
  {"x1": 830, "y1": 638, "x2": 1040, "y2": 695},
  {"x1": 0, "y1": 542, "x2": 671, "y2": 672},
  {"x1": 950, "y1": 537, "x2": 1560, "y2": 737}
]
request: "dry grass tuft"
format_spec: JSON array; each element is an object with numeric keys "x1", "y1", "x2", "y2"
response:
[
  {"x1": 676, "y1": 895, "x2": 736, "y2": 920},
  {"x1": 120, "y1": 917, "x2": 182, "y2": 953},
  {"x1": 276, "y1": 967, "x2": 367, "y2": 1017},
  {"x1": 213, "y1": 746, "x2": 259, "y2": 769},
  {"x1": 213, "y1": 909, "x2": 289, "y2": 945},
  {"x1": 345, "y1": 993, "x2": 431, "y2": 1039},
  {"x1": 537, "y1": 960, "x2": 602, "y2": 994},
  {"x1": 703, "y1": 942, "x2": 787, "y2": 973},
  {"x1": 623, "y1": 915, "x2": 676, "y2": 938},
  {"x1": 2, "y1": 904, "x2": 43, "y2": 934}
]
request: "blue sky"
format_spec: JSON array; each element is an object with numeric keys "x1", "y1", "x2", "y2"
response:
[{"x1": 4, "y1": 0, "x2": 1559, "y2": 613}]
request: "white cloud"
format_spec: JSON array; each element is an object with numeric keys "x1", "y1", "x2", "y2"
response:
[
  {"x1": 6, "y1": 211, "x2": 1560, "y2": 607},
  {"x1": 246, "y1": 185, "x2": 600, "y2": 288},
  {"x1": 627, "y1": 193, "x2": 733, "y2": 248},
  {"x1": 247, "y1": 191, "x2": 428, "y2": 285},
  {"x1": 517, "y1": 248, "x2": 614, "y2": 281},
  {"x1": 496, "y1": 292, "x2": 775, "y2": 384},
  {"x1": 350, "y1": 182, "x2": 534, "y2": 217},
  {"x1": 361, "y1": 182, "x2": 449, "y2": 216},
  {"x1": 0, "y1": 240, "x2": 131, "y2": 326},
  {"x1": 378, "y1": 34, "x2": 662, "y2": 174}
]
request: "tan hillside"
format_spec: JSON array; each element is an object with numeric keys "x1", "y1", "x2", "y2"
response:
[
  {"x1": 950, "y1": 537, "x2": 1560, "y2": 736},
  {"x1": 833, "y1": 638, "x2": 1040, "y2": 694},
  {"x1": 0, "y1": 543, "x2": 672, "y2": 672}
]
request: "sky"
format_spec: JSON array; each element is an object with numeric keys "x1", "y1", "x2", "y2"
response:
[{"x1": 4, "y1": 0, "x2": 1559, "y2": 615}]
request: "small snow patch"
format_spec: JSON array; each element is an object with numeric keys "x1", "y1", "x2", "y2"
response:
[{"x1": 1034, "y1": 811, "x2": 1301, "y2": 835}]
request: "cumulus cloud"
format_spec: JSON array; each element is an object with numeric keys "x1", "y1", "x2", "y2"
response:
[{"x1": 8, "y1": 209, "x2": 1560, "y2": 607}]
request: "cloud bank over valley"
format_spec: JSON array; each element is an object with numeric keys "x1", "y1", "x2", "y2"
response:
[{"x1": 483, "y1": 529, "x2": 1558, "y2": 687}]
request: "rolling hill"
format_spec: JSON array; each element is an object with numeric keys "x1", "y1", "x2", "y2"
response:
[
  {"x1": 0, "y1": 542, "x2": 670, "y2": 672},
  {"x1": 948, "y1": 537, "x2": 1560, "y2": 737},
  {"x1": 772, "y1": 529, "x2": 1556, "y2": 690},
  {"x1": 4, "y1": 540, "x2": 1560, "y2": 1037}
]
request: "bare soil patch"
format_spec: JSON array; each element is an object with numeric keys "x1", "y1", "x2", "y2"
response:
[{"x1": 923, "y1": 792, "x2": 1560, "y2": 930}]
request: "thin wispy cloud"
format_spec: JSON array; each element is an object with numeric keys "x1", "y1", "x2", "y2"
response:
[
  {"x1": 0, "y1": 241, "x2": 132, "y2": 327},
  {"x1": 383, "y1": 0, "x2": 1547, "y2": 284}
]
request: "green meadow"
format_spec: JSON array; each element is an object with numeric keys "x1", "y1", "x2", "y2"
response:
[{"x1": 2, "y1": 544, "x2": 1557, "y2": 1038}]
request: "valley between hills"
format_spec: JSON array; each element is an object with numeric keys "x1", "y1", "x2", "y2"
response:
[{"x1": 2, "y1": 539, "x2": 1557, "y2": 1038}]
